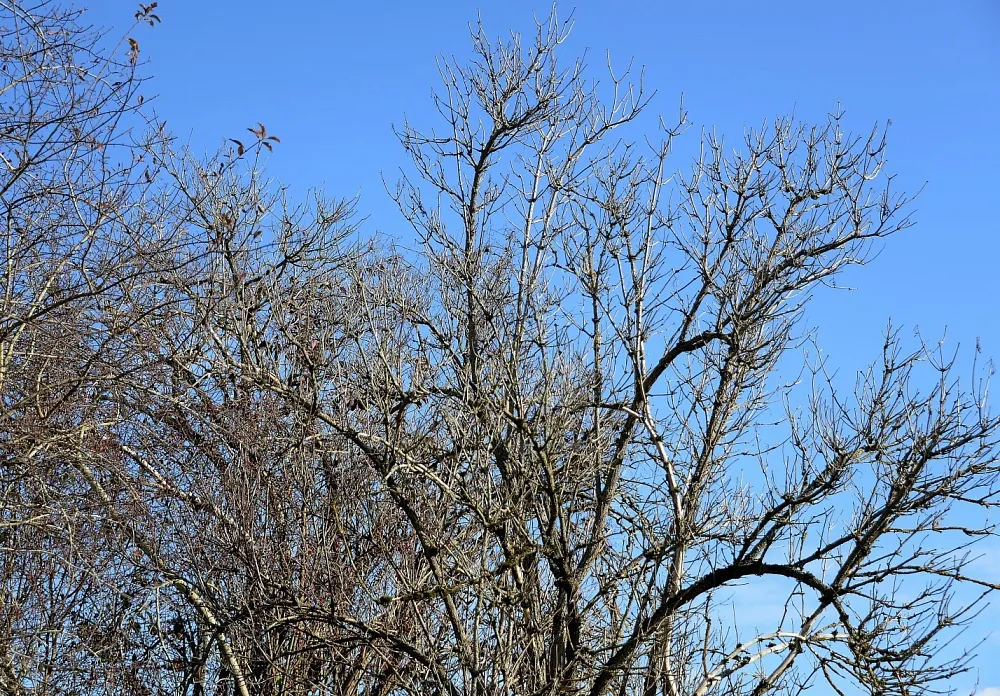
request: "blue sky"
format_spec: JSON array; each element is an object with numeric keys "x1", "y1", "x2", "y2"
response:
[{"x1": 88, "y1": 0, "x2": 999, "y2": 691}]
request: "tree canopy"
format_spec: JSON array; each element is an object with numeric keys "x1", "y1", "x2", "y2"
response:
[{"x1": 2, "y1": 3, "x2": 998, "y2": 696}]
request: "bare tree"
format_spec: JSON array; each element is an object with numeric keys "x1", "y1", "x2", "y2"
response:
[
  {"x1": 0, "y1": 2, "x2": 177, "y2": 693},
  {"x1": 2, "y1": 3, "x2": 998, "y2": 696}
]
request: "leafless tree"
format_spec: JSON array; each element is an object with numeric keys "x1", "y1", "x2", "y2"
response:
[
  {"x1": 0, "y1": 2, "x2": 174, "y2": 693},
  {"x1": 2, "y1": 3, "x2": 998, "y2": 696}
]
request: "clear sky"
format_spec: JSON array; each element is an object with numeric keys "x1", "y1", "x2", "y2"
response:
[{"x1": 87, "y1": 1, "x2": 1000, "y2": 691}]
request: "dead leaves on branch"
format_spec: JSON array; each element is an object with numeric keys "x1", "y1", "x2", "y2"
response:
[
  {"x1": 248, "y1": 122, "x2": 281, "y2": 151},
  {"x1": 229, "y1": 123, "x2": 281, "y2": 159},
  {"x1": 127, "y1": 37, "x2": 139, "y2": 65},
  {"x1": 135, "y1": 2, "x2": 161, "y2": 26},
  {"x1": 128, "y1": 3, "x2": 160, "y2": 65}
]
